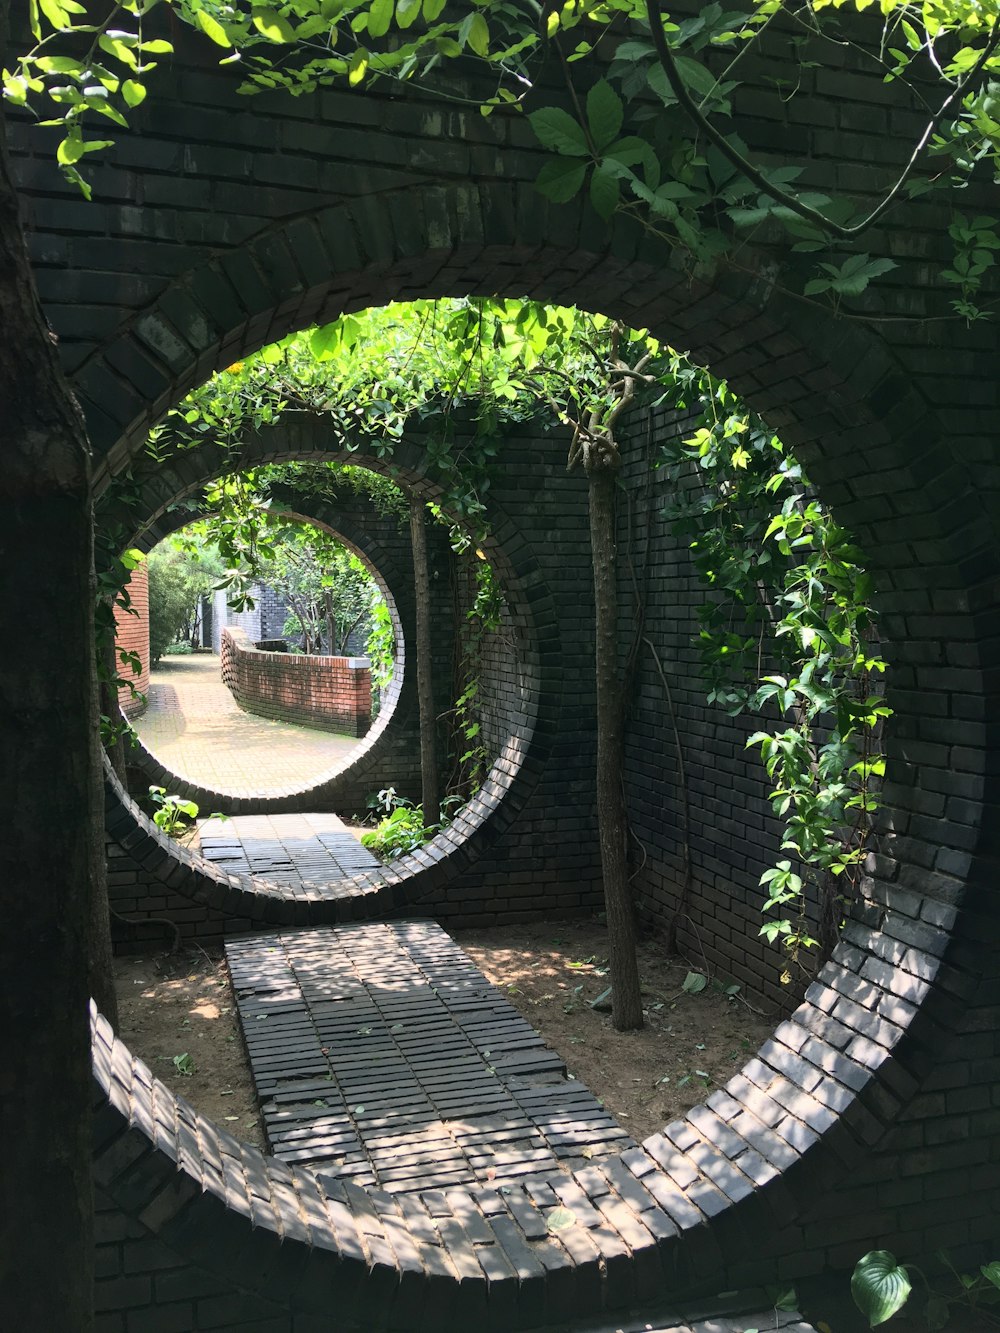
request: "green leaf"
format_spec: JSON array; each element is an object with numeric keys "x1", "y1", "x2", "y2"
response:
[
  {"x1": 252, "y1": 8, "x2": 296, "y2": 42},
  {"x1": 535, "y1": 157, "x2": 588, "y2": 202},
  {"x1": 422, "y1": 0, "x2": 446, "y2": 19},
  {"x1": 528, "y1": 107, "x2": 589, "y2": 157},
  {"x1": 138, "y1": 39, "x2": 173, "y2": 54},
  {"x1": 682, "y1": 971, "x2": 708, "y2": 994},
  {"x1": 589, "y1": 163, "x2": 619, "y2": 219},
  {"x1": 459, "y1": 10, "x2": 489, "y2": 56},
  {"x1": 586, "y1": 77, "x2": 623, "y2": 152},
  {"x1": 195, "y1": 9, "x2": 231, "y2": 47},
  {"x1": 851, "y1": 1251, "x2": 912, "y2": 1327},
  {"x1": 348, "y1": 47, "x2": 369, "y2": 85},
  {"x1": 57, "y1": 133, "x2": 84, "y2": 165},
  {"x1": 982, "y1": 1263, "x2": 1000, "y2": 1290},
  {"x1": 121, "y1": 79, "x2": 146, "y2": 107},
  {"x1": 367, "y1": 0, "x2": 394, "y2": 39},
  {"x1": 546, "y1": 1206, "x2": 577, "y2": 1232},
  {"x1": 396, "y1": 0, "x2": 421, "y2": 28}
]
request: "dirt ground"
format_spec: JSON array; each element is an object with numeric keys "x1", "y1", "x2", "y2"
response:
[
  {"x1": 114, "y1": 949, "x2": 266, "y2": 1150},
  {"x1": 456, "y1": 918, "x2": 777, "y2": 1142},
  {"x1": 113, "y1": 915, "x2": 776, "y2": 1152}
]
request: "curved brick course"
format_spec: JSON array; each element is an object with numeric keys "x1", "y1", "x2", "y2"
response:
[{"x1": 220, "y1": 626, "x2": 372, "y2": 736}]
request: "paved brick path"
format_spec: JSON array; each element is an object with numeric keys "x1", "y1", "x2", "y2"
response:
[
  {"x1": 133, "y1": 652, "x2": 361, "y2": 794},
  {"x1": 200, "y1": 812, "x2": 379, "y2": 895},
  {"x1": 227, "y1": 922, "x2": 634, "y2": 1191},
  {"x1": 224, "y1": 923, "x2": 816, "y2": 1333}
]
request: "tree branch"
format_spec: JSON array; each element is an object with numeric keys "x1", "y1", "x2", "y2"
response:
[{"x1": 644, "y1": 0, "x2": 1000, "y2": 239}]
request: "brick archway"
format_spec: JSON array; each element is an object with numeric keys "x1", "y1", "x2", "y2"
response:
[{"x1": 82, "y1": 181, "x2": 1000, "y2": 1325}]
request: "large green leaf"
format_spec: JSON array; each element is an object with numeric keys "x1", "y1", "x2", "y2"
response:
[
  {"x1": 528, "y1": 107, "x2": 588, "y2": 156},
  {"x1": 535, "y1": 157, "x2": 587, "y2": 203},
  {"x1": 194, "y1": 9, "x2": 231, "y2": 47},
  {"x1": 851, "y1": 1251, "x2": 912, "y2": 1328},
  {"x1": 367, "y1": 0, "x2": 394, "y2": 40},
  {"x1": 252, "y1": 7, "x2": 296, "y2": 42},
  {"x1": 586, "y1": 78, "x2": 622, "y2": 152},
  {"x1": 589, "y1": 163, "x2": 619, "y2": 219}
]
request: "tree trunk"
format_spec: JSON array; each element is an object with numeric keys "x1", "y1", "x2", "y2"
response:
[
  {"x1": 91, "y1": 583, "x2": 119, "y2": 1026},
  {"x1": 0, "y1": 79, "x2": 96, "y2": 1329},
  {"x1": 409, "y1": 498, "x2": 439, "y2": 826},
  {"x1": 323, "y1": 588, "x2": 336, "y2": 655},
  {"x1": 588, "y1": 463, "x2": 643, "y2": 1031}
]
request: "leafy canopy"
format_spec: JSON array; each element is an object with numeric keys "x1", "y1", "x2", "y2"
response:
[{"x1": 9, "y1": 1, "x2": 1000, "y2": 314}]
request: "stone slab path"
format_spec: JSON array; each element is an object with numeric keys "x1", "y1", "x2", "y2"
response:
[
  {"x1": 226, "y1": 921, "x2": 634, "y2": 1192},
  {"x1": 133, "y1": 652, "x2": 361, "y2": 794},
  {"x1": 199, "y1": 812, "x2": 379, "y2": 895}
]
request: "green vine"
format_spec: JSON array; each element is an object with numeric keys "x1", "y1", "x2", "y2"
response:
[{"x1": 657, "y1": 358, "x2": 890, "y2": 980}]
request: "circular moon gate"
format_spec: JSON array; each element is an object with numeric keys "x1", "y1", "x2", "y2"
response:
[
  {"x1": 31, "y1": 61, "x2": 994, "y2": 1324},
  {"x1": 118, "y1": 482, "x2": 416, "y2": 812}
]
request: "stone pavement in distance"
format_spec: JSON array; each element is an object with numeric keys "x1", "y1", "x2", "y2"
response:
[
  {"x1": 133, "y1": 652, "x2": 361, "y2": 793},
  {"x1": 225, "y1": 920, "x2": 635, "y2": 1193},
  {"x1": 200, "y1": 812, "x2": 379, "y2": 894}
]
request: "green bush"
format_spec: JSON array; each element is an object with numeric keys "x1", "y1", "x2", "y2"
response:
[{"x1": 361, "y1": 803, "x2": 432, "y2": 860}]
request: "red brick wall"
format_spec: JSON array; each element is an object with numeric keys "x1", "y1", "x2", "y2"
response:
[
  {"x1": 221, "y1": 627, "x2": 371, "y2": 737},
  {"x1": 114, "y1": 563, "x2": 149, "y2": 717}
]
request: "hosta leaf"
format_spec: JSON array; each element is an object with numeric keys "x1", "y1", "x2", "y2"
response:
[{"x1": 851, "y1": 1251, "x2": 911, "y2": 1327}]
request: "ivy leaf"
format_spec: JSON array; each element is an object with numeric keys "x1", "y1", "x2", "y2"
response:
[
  {"x1": 851, "y1": 1251, "x2": 912, "y2": 1327},
  {"x1": 528, "y1": 107, "x2": 589, "y2": 157},
  {"x1": 586, "y1": 78, "x2": 623, "y2": 152}
]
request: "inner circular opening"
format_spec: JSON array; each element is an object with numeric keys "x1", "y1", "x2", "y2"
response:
[{"x1": 122, "y1": 505, "x2": 400, "y2": 799}]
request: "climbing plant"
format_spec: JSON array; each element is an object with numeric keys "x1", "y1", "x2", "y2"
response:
[
  {"x1": 657, "y1": 355, "x2": 889, "y2": 979},
  {"x1": 8, "y1": 2, "x2": 1000, "y2": 318}
]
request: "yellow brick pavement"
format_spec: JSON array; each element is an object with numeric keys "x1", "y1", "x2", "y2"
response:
[{"x1": 133, "y1": 652, "x2": 362, "y2": 795}]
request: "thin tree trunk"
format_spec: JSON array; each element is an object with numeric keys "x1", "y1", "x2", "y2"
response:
[
  {"x1": 92, "y1": 622, "x2": 120, "y2": 1024},
  {"x1": 0, "y1": 79, "x2": 95, "y2": 1328},
  {"x1": 409, "y1": 498, "x2": 439, "y2": 826},
  {"x1": 323, "y1": 588, "x2": 335, "y2": 655},
  {"x1": 588, "y1": 463, "x2": 643, "y2": 1031}
]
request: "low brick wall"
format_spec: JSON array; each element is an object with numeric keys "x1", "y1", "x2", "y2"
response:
[
  {"x1": 220, "y1": 627, "x2": 371, "y2": 737},
  {"x1": 114, "y1": 563, "x2": 149, "y2": 718}
]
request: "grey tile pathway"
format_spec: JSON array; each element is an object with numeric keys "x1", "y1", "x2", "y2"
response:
[
  {"x1": 199, "y1": 812, "x2": 379, "y2": 894},
  {"x1": 226, "y1": 921, "x2": 635, "y2": 1193}
]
